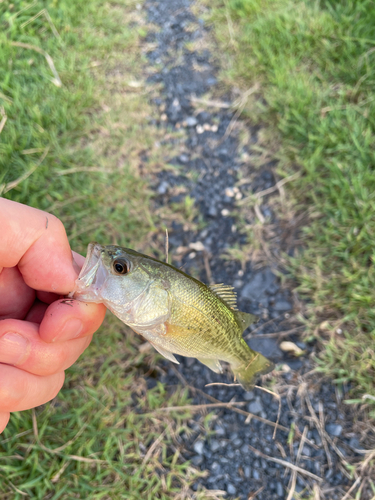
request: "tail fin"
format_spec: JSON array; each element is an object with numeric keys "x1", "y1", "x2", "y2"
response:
[{"x1": 232, "y1": 340, "x2": 274, "y2": 391}]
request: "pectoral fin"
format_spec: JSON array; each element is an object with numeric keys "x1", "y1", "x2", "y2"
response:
[
  {"x1": 149, "y1": 342, "x2": 180, "y2": 364},
  {"x1": 197, "y1": 357, "x2": 223, "y2": 374}
]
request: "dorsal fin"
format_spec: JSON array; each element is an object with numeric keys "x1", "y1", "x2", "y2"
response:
[
  {"x1": 234, "y1": 311, "x2": 258, "y2": 333},
  {"x1": 209, "y1": 283, "x2": 238, "y2": 310}
]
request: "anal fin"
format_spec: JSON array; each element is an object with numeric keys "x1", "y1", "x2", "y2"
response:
[
  {"x1": 149, "y1": 341, "x2": 180, "y2": 364},
  {"x1": 197, "y1": 357, "x2": 223, "y2": 374}
]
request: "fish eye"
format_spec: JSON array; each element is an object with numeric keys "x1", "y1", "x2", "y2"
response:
[{"x1": 113, "y1": 258, "x2": 129, "y2": 275}]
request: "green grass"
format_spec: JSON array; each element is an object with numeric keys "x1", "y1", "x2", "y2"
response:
[
  {"x1": 0, "y1": 0, "x2": 204, "y2": 497},
  {"x1": 0, "y1": 0, "x2": 159, "y2": 253},
  {"x1": 206, "y1": 0, "x2": 375, "y2": 414}
]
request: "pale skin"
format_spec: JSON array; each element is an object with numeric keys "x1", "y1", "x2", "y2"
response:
[{"x1": 0, "y1": 198, "x2": 107, "y2": 433}]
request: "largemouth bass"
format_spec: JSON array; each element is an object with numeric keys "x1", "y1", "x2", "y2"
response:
[{"x1": 70, "y1": 243, "x2": 274, "y2": 389}]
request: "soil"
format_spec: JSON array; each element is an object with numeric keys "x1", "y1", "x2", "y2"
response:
[{"x1": 136, "y1": 0, "x2": 375, "y2": 498}]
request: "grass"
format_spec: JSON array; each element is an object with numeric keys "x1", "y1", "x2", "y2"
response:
[
  {"x1": 205, "y1": 0, "x2": 375, "y2": 415},
  {"x1": 0, "y1": 0, "x2": 160, "y2": 253},
  {"x1": 0, "y1": 0, "x2": 205, "y2": 497}
]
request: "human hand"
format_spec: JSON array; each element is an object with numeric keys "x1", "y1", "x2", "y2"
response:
[{"x1": 0, "y1": 199, "x2": 107, "y2": 433}]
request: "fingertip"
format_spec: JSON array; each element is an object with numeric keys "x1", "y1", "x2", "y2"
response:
[
  {"x1": 0, "y1": 412, "x2": 10, "y2": 434},
  {"x1": 39, "y1": 299, "x2": 106, "y2": 343}
]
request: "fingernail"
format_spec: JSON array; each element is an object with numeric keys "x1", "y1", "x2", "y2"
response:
[
  {"x1": 54, "y1": 318, "x2": 83, "y2": 342},
  {"x1": 0, "y1": 332, "x2": 30, "y2": 365}
]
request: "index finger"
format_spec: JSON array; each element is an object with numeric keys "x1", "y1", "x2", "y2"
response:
[{"x1": 0, "y1": 198, "x2": 78, "y2": 294}]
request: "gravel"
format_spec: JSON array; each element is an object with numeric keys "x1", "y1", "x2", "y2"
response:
[{"x1": 140, "y1": 0, "x2": 375, "y2": 498}]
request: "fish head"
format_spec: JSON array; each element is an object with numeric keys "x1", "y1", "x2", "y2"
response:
[{"x1": 71, "y1": 243, "x2": 151, "y2": 308}]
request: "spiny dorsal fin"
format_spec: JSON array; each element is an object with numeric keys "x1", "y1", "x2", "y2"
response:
[
  {"x1": 209, "y1": 283, "x2": 238, "y2": 310},
  {"x1": 234, "y1": 311, "x2": 258, "y2": 333}
]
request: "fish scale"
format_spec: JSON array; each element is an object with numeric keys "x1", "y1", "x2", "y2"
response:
[{"x1": 71, "y1": 242, "x2": 274, "y2": 389}]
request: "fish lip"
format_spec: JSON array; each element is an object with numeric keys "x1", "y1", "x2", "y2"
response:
[
  {"x1": 69, "y1": 242, "x2": 106, "y2": 300},
  {"x1": 77, "y1": 242, "x2": 103, "y2": 286}
]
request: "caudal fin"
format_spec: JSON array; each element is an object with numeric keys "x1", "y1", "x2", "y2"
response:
[{"x1": 232, "y1": 342, "x2": 274, "y2": 391}]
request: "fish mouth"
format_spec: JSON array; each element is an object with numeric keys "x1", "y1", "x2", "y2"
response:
[{"x1": 69, "y1": 242, "x2": 107, "y2": 302}]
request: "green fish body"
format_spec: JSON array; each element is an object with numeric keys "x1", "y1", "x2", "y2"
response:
[{"x1": 71, "y1": 243, "x2": 274, "y2": 389}]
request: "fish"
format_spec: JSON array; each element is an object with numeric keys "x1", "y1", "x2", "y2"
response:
[{"x1": 70, "y1": 242, "x2": 274, "y2": 390}]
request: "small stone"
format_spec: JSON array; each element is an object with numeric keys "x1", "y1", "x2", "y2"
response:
[
  {"x1": 193, "y1": 441, "x2": 204, "y2": 455},
  {"x1": 221, "y1": 208, "x2": 230, "y2": 216},
  {"x1": 196, "y1": 124, "x2": 204, "y2": 134},
  {"x1": 192, "y1": 455, "x2": 203, "y2": 465},
  {"x1": 279, "y1": 341, "x2": 305, "y2": 357},
  {"x1": 349, "y1": 437, "x2": 360, "y2": 450},
  {"x1": 248, "y1": 399, "x2": 263, "y2": 414},
  {"x1": 215, "y1": 425, "x2": 226, "y2": 436},
  {"x1": 211, "y1": 124, "x2": 218, "y2": 132},
  {"x1": 281, "y1": 364, "x2": 291, "y2": 372},
  {"x1": 225, "y1": 187, "x2": 235, "y2": 197},
  {"x1": 276, "y1": 482, "x2": 283, "y2": 497},
  {"x1": 241, "y1": 444, "x2": 249, "y2": 454},
  {"x1": 185, "y1": 116, "x2": 197, "y2": 127},
  {"x1": 189, "y1": 241, "x2": 205, "y2": 252},
  {"x1": 179, "y1": 154, "x2": 189, "y2": 163},
  {"x1": 241, "y1": 269, "x2": 277, "y2": 301},
  {"x1": 160, "y1": 113, "x2": 167, "y2": 121},
  {"x1": 244, "y1": 391, "x2": 255, "y2": 401},
  {"x1": 248, "y1": 337, "x2": 283, "y2": 359},
  {"x1": 210, "y1": 440, "x2": 221, "y2": 452},
  {"x1": 212, "y1": 461, "x2": 221, "y2": 473},
  {"x1": 233, "y1": 438, "x2": 242, "y2": 448},
  {"x1": 273, "y1": 299, "x2": 292, "y2": 311},
  {"x1": 325, "y1": 424, "x2": 343, "y2": 437},
  {"x1": 252, "y1": 469, "x2": 260, "y2": 480},
  {"x1": 157, "y1": 181, "x2": 169, "y2": 195},
  {"x1": 208, "y1": 205, "x2": 217, "y2": 217},
  {"x1": 244, "y1": 466, "x2": 251, "y2": 478},
  {"x1": 302, "y1": 445, "x2": 311, "y2": 457},
  {"x1": 227, "y1": 484, "x2": 236, "y2": 495}
]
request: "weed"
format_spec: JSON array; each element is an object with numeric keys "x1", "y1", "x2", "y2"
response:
[
  {"x1": 205, "y1": 0, "x2": 375, "y2": 414},
  {"x1": 0, "y1": 0, "x2": 202, "y2": 497}
]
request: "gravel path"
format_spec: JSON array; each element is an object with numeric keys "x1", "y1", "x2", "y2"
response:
[{"x1": 140, "y1": 0, "x2": 375, "y2": 498}]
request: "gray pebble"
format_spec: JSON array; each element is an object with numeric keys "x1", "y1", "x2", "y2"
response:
[
  {"x1": 185, "y1": 116, "x2": 198, "y2": 127},
  {"x1": 349, "y1": 437, "x2": 360, "y2": 450},
  {"x1": 227, "y1": 483, "x2": 236, "y2": 495},
  {"x1": 302, "y1": 445, "x2": 311, "y2": 457},
  {"x1": 241, "y1": 444, "x2": 249, "y2": 454},
  {"x1": 212, "y1": 461, "x2": 221, "y2": 473},
  {"x1": 210, "y1": 440, "x2": 221, "y2": 452},
  {"x1": 276, "y1": 482, "x2": 283, "y2": 497},
  {"x1": 193, "y1": 440, "x2": 204, "y2": 455},
  {"x1": 157, "y1": 180, "x2": 169, "y2": 195},
  {"x1": 192, "y1": 455, "x2": 203, "y2": 465},
  {"x1": 325, "y1": 423, "x2": 343, "y2": 437},
  {"x1": 243, "y1": 391, "x2": 255, "y2": 401},
  {"x1": 253, "y1": 469, "x2": 260, "y2": 480},
  {"x1": 248, "y1": 337, "x2": 283, "y2": 359},
  {"x1": 215, "y1": 425, "x2": 226, "y2": 436},
  {"x1": 241, "y1": 269, "x2": 277, "y2": 300},
  {"x1": 247, "y1": 398, "x2": 263, "y2": 414},
  {"x1": 233, "y1": 438, "x2": 242, "y2": 448},
  {"x1": 273, "y1": 299, "x2": 292, "y2": 311}
]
